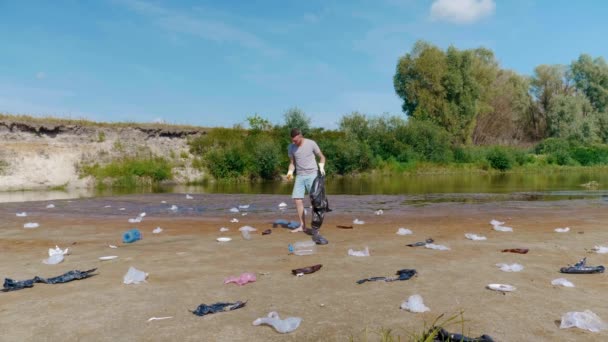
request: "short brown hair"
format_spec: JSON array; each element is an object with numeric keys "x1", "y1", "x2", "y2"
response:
[{"x1": 290, "y1": 128, "x2": 302, "y2": 138}]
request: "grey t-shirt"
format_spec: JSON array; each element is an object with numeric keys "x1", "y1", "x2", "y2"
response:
[{"x1": 288, "y1": 139, "x2": 321, "y2": 175}]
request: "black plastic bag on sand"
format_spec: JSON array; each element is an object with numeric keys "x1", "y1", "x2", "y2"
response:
[
  {"x1": 310, "y1": 171, "x2": 331, "y2": 230},
  {"x1": 432, "y1": 327, "x2": 495, "y2": 342},
  {"x1": 3, "y1": 269, "x2": 97, "y2": 292},
  {"x1": 191, "y1": 301, "x2": 247, "y2": 316},
  {"x1": 356, "y1": 269, "x2": 417, "y2": 284}
]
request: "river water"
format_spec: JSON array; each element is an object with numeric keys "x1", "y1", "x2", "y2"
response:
[{"x1": 1, "y1": 170, "x2": 608, "y2": 203}]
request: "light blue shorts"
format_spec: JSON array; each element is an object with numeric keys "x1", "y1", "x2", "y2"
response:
[{"x1": 292, "y1": 173, "x2": 317, "y2": 199}]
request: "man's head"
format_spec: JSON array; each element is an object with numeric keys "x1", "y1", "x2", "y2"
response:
[{"x1": 290, "y1": 128, "x2": 303, "y2": 145}]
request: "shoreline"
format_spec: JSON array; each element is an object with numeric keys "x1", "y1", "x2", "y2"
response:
[{"x1": 1, "y1": 194, "x2": 608, "y2": 341}]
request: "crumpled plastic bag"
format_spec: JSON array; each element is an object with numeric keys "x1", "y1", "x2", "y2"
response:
[
  {"x1": 555, "y1": 227, "x2": 570, "y2": 233},
  {"x1": 152, "y1": 227, "x2": 163, "y2": 234},
  {"x1": 400, "y1": 294, "x2": 430, "y2": 313},
  {"x1": 496, "y1": 263, "x2": 524, "y2": 272},
  {"x1": 23, "y1": 222, "x2": 39, "y2": 229},
  {"x1": 396, "y1": 228, "x2": 413, "y2": 235},
  {"x1": 348, "y1": 247, "x2": 370, "y2": 257},
  {"x1": 49, "y1": 246, "x2": 69, "y2": 256},
  {"x1": 353, "y1": 219, "x2": 365, "y2": 225},
  {"x1": 490, "y1": 219, "x2": 513, "y2": 232},
  {"x1": 560, "y1": 310, "x2": 608, "y2": 332},
  {"x1": 43, "y1": 254, "x2": 64, "y2": 265},
  {"x1": 224, "y1": 272, "x2": 256, "y2": 286},
  {"x1": 425, "y1": 243, "x2": 450, "y2": 251},
  {"x1": 253, "y1": 311, "x2": 302, "y2": 333},
  {"x1": 16, "y1": 212, "x2": 27, "y2": 217},
  {"x1": 123, "y1": 266, "x2": 148, "y2": 284},
  {"x1": 465, "y1": 233, "x2": 487, "y2": 241},
  {"x1": 593, "y1": 246, "x2": 608, "y2": 254},
  {"x1": 128, "y1": 212, "x2": 146, "y2": 223},
  {"x1": 551, "y1": 278, "x2": 575, "y2": 287}
]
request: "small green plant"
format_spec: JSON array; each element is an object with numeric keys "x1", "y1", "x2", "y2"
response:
[
  {"x1": 486, "y1": 147, "x2": 513, "y2": 171},
  {"x1": 81, "y1": 156, "x2": 172, "y2": 187},
  {"x1": 0, "y1": 159, "x2": 8, "y2": 175},
  {"x1": 180, "y1": 150, "x2": 189, "y2": 159},
  {"x1": 97, "y1": 131, "x2": 106, "y2": 142}
]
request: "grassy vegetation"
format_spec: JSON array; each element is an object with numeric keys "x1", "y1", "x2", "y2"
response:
[
  {"x1": 0, "y1": 159, "x2": 8, "y2": 175},
  {"x1": 80, "y1": 156, "x2": 173, "y2": 188}
]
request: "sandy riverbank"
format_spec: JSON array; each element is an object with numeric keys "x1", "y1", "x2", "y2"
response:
[{"x1": 1, "y1": 194, "x2": 608, "y2": 341}]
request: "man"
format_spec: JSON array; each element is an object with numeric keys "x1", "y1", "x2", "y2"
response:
[{"x1": 286, "y1": 128, "x2": 328, "y2": 245}]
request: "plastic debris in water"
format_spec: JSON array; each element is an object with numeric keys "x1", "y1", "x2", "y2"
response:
[
  {"x1": 555, "y1": 227, "x2": 570, "y2": 233},
  {"x1": 23, "y1": 222, "x2": 39, "y2": 229},
  {"x1": 401, "y1": 294, "x2": 430, "y2": 313},
  {"x1": 186, "y1": 194, "x2": 193, "y2": 199},
  {"x1": 46, "y1": 204, "x2": 55, "y2": 209},
  {"x1": 169, "y1": 205, "x2": 178, "y2": 211},
  {"x1": 230, "y1": 218, "x2": 239, "y2": 223},
  {"x1": 230, "y1": 207, "x2": 239, "y2": 213},
  {"x1": 278, "y1": 202, "x2": 287, "y2": 208},
  {"x1": 128, "y1": 212, "x2": 146, "y2": 223},
  {"x1": 396, "y1": 228, "x2": 413, "y2": 235},
  {"x1": 496, "y1": 263, "x2": 524, "y2": 272},
  {"x1": 253, "y1": 312, "x2": 302, "y2": 333},
  {"x1": 16, "y1": 212, "x2": 27, "y2": 217},
  {"x1": 103, "y1": 205, "x2": 112, "y2": 208},
  {"x1": 238, "y1": 204, "x2": 250, "y2": 209},
  {"x1": 374, "y1": 209, "x2": 383, "y2": 215},
  {"x1": 465, "y1": 233, "x2": 487, "y2": 241}
]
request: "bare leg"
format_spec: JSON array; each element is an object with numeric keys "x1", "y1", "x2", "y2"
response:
[{"x1": 291, "y1": 198, "x2": 305, "y2": 233}]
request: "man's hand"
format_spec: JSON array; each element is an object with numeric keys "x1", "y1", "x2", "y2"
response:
[
  {"x1": 286, "y1": 164, "x2": 295, "y2": 180},
  {"x1": 318, "y1": 162, "x2": 326, "y2": 176}
]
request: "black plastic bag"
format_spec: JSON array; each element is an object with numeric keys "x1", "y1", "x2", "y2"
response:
[{"x1": 309, "y1": 170, "x2": 331, "y2": 230}]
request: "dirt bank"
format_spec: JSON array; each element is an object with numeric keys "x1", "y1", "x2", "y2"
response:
[{"x1": 1, "y1": 194, "x2": 608, "y2": 341}]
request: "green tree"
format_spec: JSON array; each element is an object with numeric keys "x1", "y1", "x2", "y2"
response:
[
  {"x1": 546, "y1": 94, "x2": 596, "y2": 142},
  {"x1": 529, "y1": 64, "x2": 574, "y2": 138},
  {"x1": 283, "y1": 107, "x2": 311, "y2": 135},
  {"x1": 246, "y1": 113, "x2": 272, "y2": 133},
  {"x1": 571, "y1": 54, "x2": 608, "y2": 113}
]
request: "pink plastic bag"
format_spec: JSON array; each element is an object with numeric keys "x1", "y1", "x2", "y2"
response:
[{"x1": 224, "y1": 272, "x2": 256, "y2": 286}]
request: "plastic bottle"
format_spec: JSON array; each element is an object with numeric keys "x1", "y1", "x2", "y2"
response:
[
  {"x1": 289, "y1": 240, "x2": 317, "y2": 255},
  {"x1": 123, "y1": 228, "x2": 142, "y2": 243}
]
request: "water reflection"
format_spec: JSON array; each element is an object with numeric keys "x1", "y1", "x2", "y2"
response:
[{"x1": 1, "y1": 170, "x2": 607, "y2": 203}]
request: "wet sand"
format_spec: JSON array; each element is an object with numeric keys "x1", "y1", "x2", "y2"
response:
[{"x1": 1, "y1": 194, "x2": 608, "y2": 341}]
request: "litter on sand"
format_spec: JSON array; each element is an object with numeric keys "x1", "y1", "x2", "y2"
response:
[
  {"x1": 46, "y1": 204, "x2": 55, "y2": 208},
  {"x1": 348, "y1": 247, "x2": 370, "y2": 257},
  {"x1": 502, "y1": 248, "x2": 528, "y2": 254},
  {"x1": 425, "y1": 243, "x2": 450, "y2": 251},
  {"x1": 292, "y1": 264, "x2": 322, "y2": 276},
  {"x1": 560, "y1": 310, "x2": 608, "y2": 332},
  {"x1": 99, "y1": 256, "x2": 118, "y2": 261},
  {"x1": 555, "y1": 227, "x2": 570, "y2": 233},
  {"x1": 3, "y1": 269, "x2": 97, "y2": 292},
  {"x1": 230, "y1": 218, "x2": 239, "y2": 223},
  {"x1": 551, "y1": 278, "x2": 575, "y2": 287},
  {"x1": 217, "y1": 237, "x2": 232, "y2": 242},
  {"x1": 224, "y1": 272, "x2": 256, "y2": 286},
  {"x1": 42, "y1": 254, "x2": 64, "y2": 265},
  {"x1": 152, "y1": 227, "x2": 163, "y2": 234},
  {"x1": 353, "y1": 219, "x2": 365, "y2": 225},
  {"x1": 123, "y1": 267, "x2": 148, "y2": 284},
  {"x1": 16, "y1": 212, "x2": 27, "y2": 217},
  {"x1": 465, "y1": 233, "x2": 487, "y2": 241},
  {"x1": 396, "y1": 228, "x2": 413, "y2": 235},
  {"x1": 191, "y1": 301, "x2": 246, "y2": 316},
  {"x1": 23, "y1": 222, "x2": 39, "y2": 229},
  {"x1": 400, "y1": 294, "x2": 430, "y2": 313},
  {"x1": 374, "y1": 209, "x2": 384, "y2": 215},
  {"x1": 356, "y1": 269, "x2": 417, "y2": 284},
  {"x1": 49, "y1": 246, "x2": 69, "y2": 256},
  {"x1": 147, "y1": 316, "x2": 173, "y2": 322},
  {"x1": 253, "y1": 312, "x2": 302, "y2": 334},
  {"x1": 560, "y1": 257, "x2": 605, "y2": 274},
  {"x1": 219, "y1": 227, "x2": 229, "y2": 232},
  {"x1": 486, "y1": 283, "x2": 516, "y2": 292},
  {"x1": 490, "y1": 219, "x2": 513, "y2": 232},
  {"x1": 128, "y1": 212, "x2": 146, "y2": 223},
  {"x1": 592, "y1": 246, "x2": 608, "y2": 254},
  {"x1": 496, "y1": 263, "x2": 524, "y2": 272}
]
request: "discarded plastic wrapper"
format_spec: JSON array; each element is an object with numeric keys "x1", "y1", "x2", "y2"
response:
[
  {"x1": 43, "y1": 254, "x2": 64, "y2": 265},
  {"x1": 555, "y1": 227, "x2": 570, "y2": 233},
  {"x1": 353, "y1": 219, "x2": 365, "y2": 225},
  {"x1": 425, "y1": 243, "x2": 450, "y2": 251},
  {"x1": 16, "y1": 212, "x2": 27, "y2": 217},
  {"x1": 49, "y1": 246, "x2": 69, "y2": 256},
  {"x1": 551, "y1": 278, "x2": 575, "y2": 287},
  {"x1": 217, "y1": 237, "x2": 232, "y2": 242},
  {"x1": 278, "y1": 202, "x2": 287, "y2": 208},
  {"x1": 502, "y1": 248, "x2": 528, "y2": 254},
  {"x1": 128, "y1": 212, "x2": 146, "y2": 223},
  {"x1": 401, "y1": 294, "x2": 430, "y2": 313},
  {"x1": 431, "y1": 328, "x2": 495, "y2": 342},
  {"x1": 496, "y1": 263, "x2": 524, "y2": 272},
  {"x1": 253, "y1": 312, "x2": 302, "y2": 333},
  {"x1": 262, "y1": 229, "x2": 272, "y2": 235},
  {"x1": 407, "y1": 238, "x2": 433, "y2": 247},
  {"x1": 465, "y1": 233, "x2": 487, "y2": 241},
  {"x1": 99, "y1": 256, "x2": 118, "y2": 261},
  {"x1": 490, "y1": 219, "x2": 513, "y2": 232},
  {"x1": 239, "y1": 226, "x2": 257, "y2": 232},
  {"x1": 186, "y1": 194, "x2": 193, "y2": 199},
  {"x1": 560, "y1": 257, "x2": 605, "y2": 274},
  {"x1": 486, "y1": 283, "x2": 516, "y2": 292},
  {"x1": 108, "y1": 245, "x2": 118, "y2": 249},
  {"x1": 348, "y1": 247, "x2": 370, "y2": 257},
  {"x1": 560, "y1": 310, "x2": 608, "y2": 332},
  {"x1": 191, "y1": 301, "x2": 246, "y2": 316},
  {"x1": 170, "y1": 205, "x2": 178, "y2": 211},
  {"x1": 24, "y1": 222, "x2": 39, "y2": 229},
  {"x1": 3, "y1": 268, "x2": 97, "y2": 292},
  {"x1": 238, "y1": 204, "x2": 250, "y2": 209},
  {"x1": 396, "y1": 228, "x2": 413, "y2": 235},
  {"x1": 292, "y1": 264, "x2": 322, "y2": 275},
  {"x1": 357, "y1": 269, "x2": 417, "y2": 284},
  {"x1": 592, "y1": 246, "x2": 608, "y2": 254},
  {"x1": 152, "y1": 227, "x2": 163, "y2": 234},
  {"x1": 374, "y1": 210, "x2": 383, "y2": 215},
  {"x1": 273, "y1": 219, "x2": 301, "y2": 229},
  {"x1": 219, "y1": 227, "x2": 229, "y2": 232},
  {"x1": 230, "y1": 218, "x2": 239, "y2": 223},
  {"x1": 46, "y1": 204, "x2": 55, "y2": 208},
  {"x1": 147, "y1": 316, "x2": 173, "y2": 322},
  {"x1": 230, "y1": 207, "x2": 239, "y2": 213},
  {"x1": 123, "y1": 267, "x2": 148, "y2": 284},
  {"x1": 224, "y1": 272, "x2": 256, "y2": 286}
]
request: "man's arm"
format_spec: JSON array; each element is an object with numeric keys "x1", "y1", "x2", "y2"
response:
[
  {"x1": 316, "y1": 147, "x2": 326, "y2": 175},
  {"x1": 286, "y1": 155, "x2": 295, "y2": 180}
]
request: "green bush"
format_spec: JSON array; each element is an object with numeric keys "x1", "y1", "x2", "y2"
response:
[
  {"x1": 486, "y1": 147, "x2": 513, "y2": 171},
  {"x1": 534, "y1": 137, "x2": 570, "y2": 155},
  {"x1": 247, "y1": 136, "x2": 282, "y2": 180},
  {"x1": 205, "y1": 146, "x2": 247, "y2": 179},
  {"x1": 82, "y1": 156, "x2": 172, "y2": 187},
  {"x1": 571, "y1": 145, "x2": 608, "y2": 166},
  {"x1": 396, "y1": 119, "x2": 453, "y2": 163}
]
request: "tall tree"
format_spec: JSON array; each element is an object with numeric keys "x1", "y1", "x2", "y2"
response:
[
  {"x1": 529, "y1": 65, "x2": 573, "y2": 138},
  {"x1": 571, "y1": 54, "x2": 608, "y2": 113}
]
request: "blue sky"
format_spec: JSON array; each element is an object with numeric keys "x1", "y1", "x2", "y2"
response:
[{"x1": 1, "y1": 0, "x2": 607, "y2": 128}]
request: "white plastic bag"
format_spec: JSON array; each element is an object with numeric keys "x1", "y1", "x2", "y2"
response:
[
  {"x1": 123, "y1": 266, "x2": 148, "y2": 284},
  {"x1": 49, "y1": 246, "x2": 69, "y2": 256},
  {"x1": 43, "y1": 254, "x2": 64, "y2": 265},
  {"x1": 152, "y1": 227, "x2": 163, "y2": 234},
  {"x1": 374, "y1": 209, "x2": 384, "y2": 215},
  {"x1": 555, "y1": 227, "x2": 570, "y2": 233},
  {"x1": 396, "y1": 228, "x2": 413, "y2": 235},
  {"x1": 496, "y1": 263, "x2": 524, "y2": 272},
  {"x1": 560, "y1": 310, "x2": 608, "y2": 332},
  {"x1": 490, "y1": 219, "x2": 513, "y2": 232},
  {"x1": 425, "y1": 243, "x2": 450, "y2": 251},
  {"x1": 253, "y1": 312, "x2": 302, "y2": 333},
  {"x1": 486, "y1": 283, "x2": 516, "y2": 292},
  {"x1": 348, "y1": 247, "x2": 370, "y2": 257},
  {"x1": 230, "y1": 207, "x2": 239, "y2": 213},
  {"x1": 592, "y1": 246, "x2": 608, "y2": 254},
  {"x1": 16, "y1": 212, "x2": 27, "y2": 217},
  {"x1": 551, "y1": 278, "x2": 575, "y2": 287},
  {"x1": 353, "y1": 219, "x2": 365, "y2": 225},
  {"x1": 401, "y1": 294, "x2": 430, "y2": 313},
  {"x1": 465, "y1": 233, "x2": 487, "y2": 241},
  {"x1": 23, "y1": 222, "x2": 39, "y2": 229}
]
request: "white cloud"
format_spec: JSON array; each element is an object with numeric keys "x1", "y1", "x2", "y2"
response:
[
  {"x1": 430, "y1": 0, "x2": 495, "y2": 24},
  {"x1": 36, "y1": 72, "x2": 46, "y2": 80}
]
